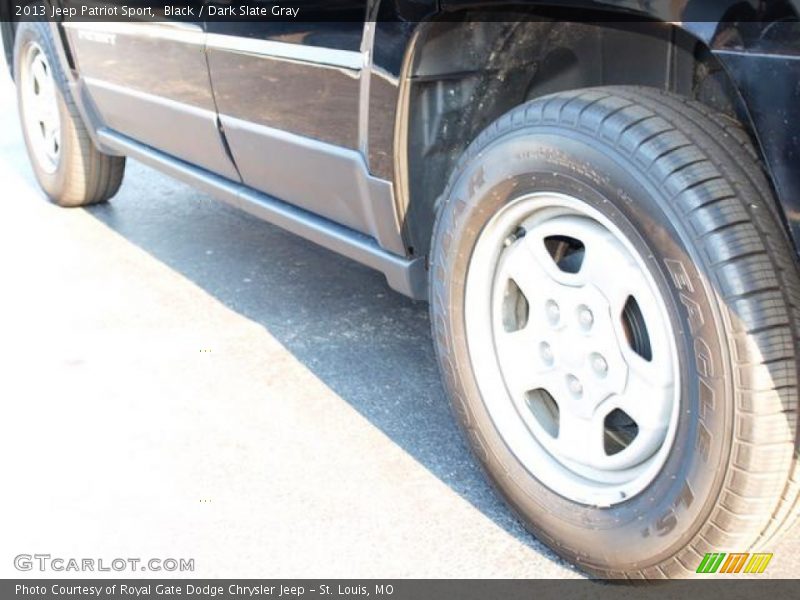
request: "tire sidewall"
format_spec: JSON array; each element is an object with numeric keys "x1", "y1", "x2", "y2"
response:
[{"x1": 430, "y1": 128, "x2": 733, "y2": 571}]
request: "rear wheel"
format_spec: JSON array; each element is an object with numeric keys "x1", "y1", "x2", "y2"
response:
[
  {"x1": 14, "y1": 20, "x2": 125, "y2": 207},
  {"x1": 430, "y1": 86, "x2": 800, "y2": 578}
]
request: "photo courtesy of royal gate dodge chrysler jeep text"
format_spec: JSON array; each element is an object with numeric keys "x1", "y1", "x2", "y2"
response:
[{"x1": 3, "y1": 0, "x2": 800, "y2": 579}]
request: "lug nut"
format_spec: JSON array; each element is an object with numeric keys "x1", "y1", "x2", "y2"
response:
[
  {"x1": 546, "y1": 300, "x2": 561, "y2": 325},
  {"x1": 566, "y1": 374, "x2": 583, "y2": 398},
  {"x1": 578, "y1": 305, "x2": 594, "y2": 330},
  {"x1": 591, "y1": 353, "x2": 608, "y2": 377},
  {"x1": 540, "y1": 342, "x2": 554, "y2": 366}
]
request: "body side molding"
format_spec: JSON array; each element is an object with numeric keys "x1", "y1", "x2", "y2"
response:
[{"x1": 96, "y1": 129, "x2": 428, "y2": 301}]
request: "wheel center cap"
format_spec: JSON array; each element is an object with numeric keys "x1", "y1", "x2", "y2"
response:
[{"x1": 540, "y1": 283, "x2": 628, "y2": 420}]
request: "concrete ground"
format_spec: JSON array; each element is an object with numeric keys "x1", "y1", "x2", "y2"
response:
[{"x1": 0, "y1": 63, "x2": 796, "y2": 579}]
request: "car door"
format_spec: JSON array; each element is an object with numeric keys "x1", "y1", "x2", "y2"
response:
[
  {"x1": 63, "y1": 9, "x2": 239, "y2": 181},
  {"x1": 204, "y1": 2, "x2": 404, "y2": 253}
]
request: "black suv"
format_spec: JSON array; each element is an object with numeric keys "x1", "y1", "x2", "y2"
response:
[{"x1": 4, "y1": 1, "x2": 800, "y2": 578}]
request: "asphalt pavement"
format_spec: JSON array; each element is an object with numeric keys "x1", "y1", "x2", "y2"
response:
[{"x1": 0, "y1": 64, "x2": 797, "y2": 580}]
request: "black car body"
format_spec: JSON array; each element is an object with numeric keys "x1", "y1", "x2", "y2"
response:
[{"x1": 3, "y1": 1, "x2": 800, "y2": 299}]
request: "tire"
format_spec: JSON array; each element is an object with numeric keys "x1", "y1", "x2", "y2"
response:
[
  {"x1": 14, "y1": 20, "x2": 125, "y2": 207},
  {"x1": 430, "y1": 86, "x2": 800, "y2": 578}
]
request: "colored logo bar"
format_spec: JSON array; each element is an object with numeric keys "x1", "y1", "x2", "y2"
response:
[{"x1": 696, "y1": 552, "x2": 773, "y2": 574}]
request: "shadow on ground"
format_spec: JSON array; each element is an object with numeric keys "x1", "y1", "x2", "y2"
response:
[{"x1": 84, "y1": 160, "x2": 568, "y2": 569}]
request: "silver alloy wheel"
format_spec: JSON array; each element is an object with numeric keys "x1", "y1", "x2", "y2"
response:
[
  {"x1": 20, "y1": 41, "x2": 61, "y2": 174},
  {"x1": 465, "y1": 192, "x2": 680, "y2": 507}
]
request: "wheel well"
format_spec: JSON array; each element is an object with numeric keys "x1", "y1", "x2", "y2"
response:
[
  {"x1": 1, "y1": 3, "x2": 75, "y2": 81},
  {"x1": 398, "y1": 17, "x2": 756, "y2": 259}
]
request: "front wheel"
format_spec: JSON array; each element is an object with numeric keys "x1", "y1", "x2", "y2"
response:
[
  {"x1": 14, "y1": 20, "x2": 125, "y2": 207},
  {"x1": 430, "y1": 86, "x2": 800, "y2": 578}
]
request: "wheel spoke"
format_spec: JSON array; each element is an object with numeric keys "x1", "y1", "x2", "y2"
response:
[
  {"x1": 555, "y1": 410, "x2": 605, "y2": 467},
  {"x1": 499, "y1": 234, "x2": 559, "y2": 304},
  {"x1": 599, "y1": 350, "x2": 674, "y2": 468},
  {"x1": 614, "y1": 353, "x2": 673, "y2": 430},
  {"x1": 32, "y1": 58, "x2": 49, "y2": 92},
  {"x1": 520, "y1": 226, "x2": 570, "y2": 281},
  {"x1": 494, "y1": 236, "x2": 565, "y2": 338},
  {"x1": 43, "y1": 94, "x2": 58, "y2": 124},
  {"x1": 43, "y1": 127, "x2": 59, "y2": 159},
  {"x1": 578, "y1": 232, "x2": 647, "y2": 311},
  {"x1": 494, "y1": 329, "x2": 554, "y2": 395},
  {"x1": 29, "y1": 85, "x2": 47, "y2": 116}
]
